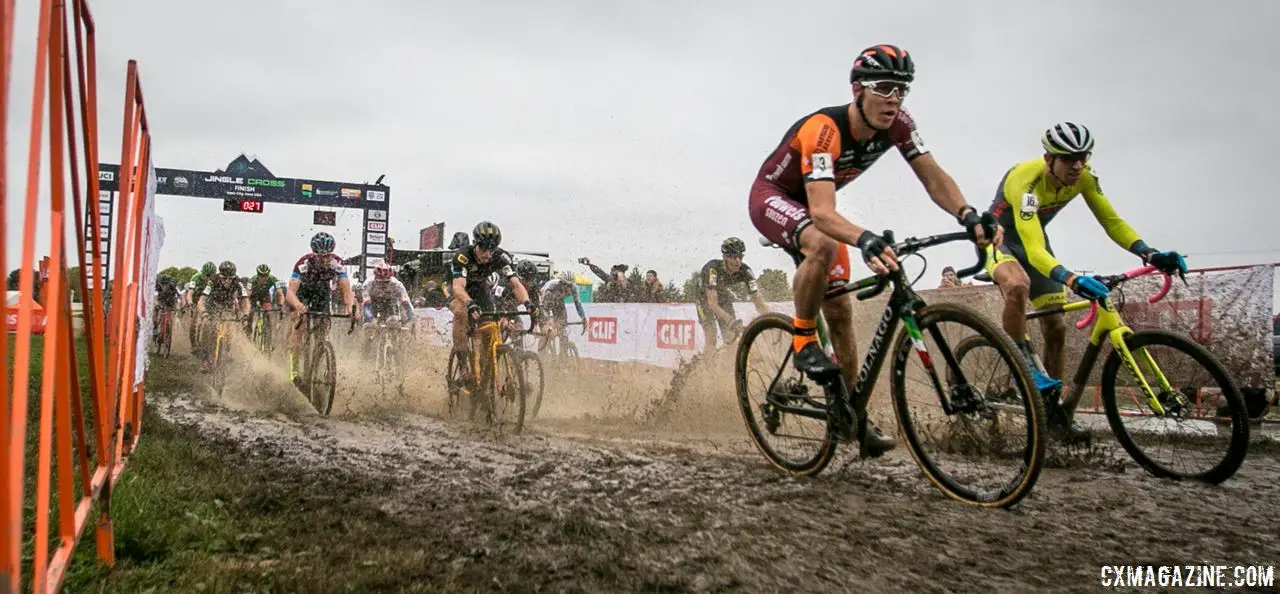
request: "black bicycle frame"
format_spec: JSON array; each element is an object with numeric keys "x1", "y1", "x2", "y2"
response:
[{"x1": 766, "y1": 230, "x2": 986, "y2": 419}]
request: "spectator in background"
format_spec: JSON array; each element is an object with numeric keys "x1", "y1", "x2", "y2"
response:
[
  {"x1": 580, "y1": 256, "x2": 634, "y2": 302},
  {"x1": 938, "y1": 266, "x2": 971, "y2": 289},
  {"x1": 642, "y1": 269, "x2": 665, "y2": 302}
]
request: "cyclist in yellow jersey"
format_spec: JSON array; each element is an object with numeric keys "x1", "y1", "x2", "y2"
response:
[{"x1": 984, "y1": 122, "x2": 1188, "y2": 438}]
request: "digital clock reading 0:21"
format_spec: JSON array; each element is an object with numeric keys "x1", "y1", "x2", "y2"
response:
[{"x1": 223, "y1": 199, "x2": 264, "y2": 213}]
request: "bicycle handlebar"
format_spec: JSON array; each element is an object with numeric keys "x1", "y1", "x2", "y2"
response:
[
  {"x1": 475, "y1": 310, "x2": 532, "y2": 320},
  {"x1": 1075, "y1": 264, "x2": 1173, "y2": 330},
  {"x1": 294, "y1": 309, "x2": 358, "y2": 334},
  {"x1": 833, "y1": 230, "x2": 987, "y2": 302}
]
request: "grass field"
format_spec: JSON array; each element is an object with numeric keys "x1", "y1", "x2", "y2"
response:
[
  {"x1": 6, "y1": 332, "x2": 464, "y2": 593},
  {"x1": 60, "y1": 354, "x2": 479, "y2": 593}
]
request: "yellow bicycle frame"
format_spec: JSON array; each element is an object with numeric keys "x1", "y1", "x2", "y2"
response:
[
  {"x1": 467, "y1": 322, "x2": 503, "y2": 398},
  {"x1": 1061, "y1": 297, "x2": 1176, "y2": 416},
  {"x1": 211, "y1": 318, "x2": 236, "y2": 367}
]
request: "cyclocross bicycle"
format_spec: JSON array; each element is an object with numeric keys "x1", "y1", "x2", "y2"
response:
[
  {"x1": 537, "y1": 319, "x2": 582, "y2": 360},
  {"x1": 250, "y1": 304, "x2": 277, "y2": 356},
  {"x1": 294, "y1": 310, "x2": 356, "y2": 416},
  {"x1": 204, "y1": 311, "x2": 246, "y2": 397},
  {"x1": 737, "y1": 230, "x2": 1046, "y2": 508},
  {"x1": 446, "y1": 310, "x2": 531, "y2": 434},
  {"x1": 369, "y1": 314, "x2": 411, "y2": 399},
  {"x1": 956, "y1": 264, "x2": 1249, "y2": 484},
  {"x1": 152, "y1": 305, "x2": 175, "y2": 358}
]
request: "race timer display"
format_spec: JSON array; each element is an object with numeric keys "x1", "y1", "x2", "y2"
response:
[{"x1": 223, "y1": 199, "x2": 264, "y2": 213}]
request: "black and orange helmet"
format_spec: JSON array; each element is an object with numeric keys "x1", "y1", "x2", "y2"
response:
[{"x1": 850, "y1": 44, "x2": 915, "y2": 83}]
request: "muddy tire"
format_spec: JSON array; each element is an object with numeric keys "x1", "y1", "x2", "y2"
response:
[
  {"x1": 494, "y1": 348, "x2": 527, "y2": 434},
  {"x1": 891, "y1": 302, "x2": 1045, "y2": 508},
  {"x1": 735, "y1": 312, "x2": 837, "y2": 476},
  {"x1": 309, "y1": 342, "x2": 337, "y2": 416},
  {"x1": 521, "y1": 351, "x2": 545, "y2": 419},
  {"x1": 1100, "y1": 329, "x2": 1249, "y2": 484},
  {"x1": 211, "y1": 337, "x2": 228, "y2": 397},
  {"x1": 446, "y1": 350, "x2": 468, "y2": 418}
]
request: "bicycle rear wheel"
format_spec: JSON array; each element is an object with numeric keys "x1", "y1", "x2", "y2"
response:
[
  {"x1": 520, "y1": 351, "x2": 545, "y2": 419},
  {"x1": 891, "y1": 302, "x2": 1045, "y2": 508},
  {"x1": 309, "y1": 341, "x2": 337, "y2": 416},
  {"x1": 735, "y1": 312, "x2": 838, "y2": 476},
  {"x1": 1100, "y1": 329, "x2": 1249, "y2": 484}
]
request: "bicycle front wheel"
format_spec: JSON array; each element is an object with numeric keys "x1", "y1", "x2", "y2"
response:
[
  {"x1": 162, "y1": 316, "x2": 173, "y2": 358},
  {"x1": 309, "y1": 342, "x2": 337, "y2": 416},
  {"x1": 1100, "y1": 329, "x2": 1249, "y2": 484},
  {"x1": 520, "y1": 351, "x2": 546, "y2": 419},
  {"x1": 494, "y1": 349, "x2": 527, "y2": 434},
  {"x1": 445, "y1": 350, "x2": 468, "y2": 418},
  {"x1": 211, "y1": 335, "x2": 228, "y2": 396},
  {"x1": 891, "y1": 302, "x2": 1045, "y2": 508},
  {"x1": 735, "y1": 312, "x2": 838, "y2": 476}
]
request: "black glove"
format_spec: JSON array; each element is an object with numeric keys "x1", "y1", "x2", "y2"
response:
[
  {"x1": 855, "y1": 230, "x2": 890, "y2": 264},
  {"x1": 466, "y1": 301, "x2": 482, "y2": 321},
  {"x1": 959, "y1": 207, "x2": 998, "y2": 243},
  {"x1": 1146, "y1": 250, "x2": 1188, "y2": 279},
  {"x1": 524, "y1": 301, "x2": 540, "y2": 326}
]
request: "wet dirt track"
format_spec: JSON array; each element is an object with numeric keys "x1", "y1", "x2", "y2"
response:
[{"x1": 158, "y1": 329, "x2": 1280, "y2": 593}]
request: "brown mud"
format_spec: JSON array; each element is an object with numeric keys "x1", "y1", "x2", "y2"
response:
[{"x1": 154, "y1": 319, "x2": 1280, "y2": 592}]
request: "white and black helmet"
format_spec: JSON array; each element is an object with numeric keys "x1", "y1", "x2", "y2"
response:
[{"x1": 1041, "y1": 122, "x2": 1094, "y2": 155}]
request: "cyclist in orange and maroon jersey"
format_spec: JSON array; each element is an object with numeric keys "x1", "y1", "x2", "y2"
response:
[{"x1": 747, "y1": 44, "x2": 1001, "y2": 454}]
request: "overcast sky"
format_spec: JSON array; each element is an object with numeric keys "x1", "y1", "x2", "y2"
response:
[{"x1": 5, "y1": 1, "x2": 1280, "y2": 299}]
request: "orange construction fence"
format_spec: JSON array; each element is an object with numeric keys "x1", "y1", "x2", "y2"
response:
[{"x1": 1, "y1": 0, "x2": 154, "y2": 592}]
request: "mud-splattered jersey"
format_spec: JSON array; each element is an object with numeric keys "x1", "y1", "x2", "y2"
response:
[
  {"x1": 753, "y1": 104, "x2": 928, "y2": 204},
  {"x1": 698, "y1": 259, "x2": 758, "y2": 307},
  {"x1": 361, "y1": 277, "x2": 410, "y2": 306},
  {"x1": 201, "y1": 275, "x2": 247, "y2": 311},
  {"x1": 447, "y1": 246, "x2": 516, "y2": 296}
]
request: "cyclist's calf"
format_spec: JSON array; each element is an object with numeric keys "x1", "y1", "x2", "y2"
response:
[{"x1": 1038, "y1": 314, "x2": 1068, "y2": 379}]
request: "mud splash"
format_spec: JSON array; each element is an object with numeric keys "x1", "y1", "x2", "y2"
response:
[{"x1": 155, "y1": 317, "x2": 1280, "y2": 591}]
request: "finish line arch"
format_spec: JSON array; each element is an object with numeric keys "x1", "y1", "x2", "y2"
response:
[{"x1": 94, "y1": 153, "x2": 391, "y2": 283}]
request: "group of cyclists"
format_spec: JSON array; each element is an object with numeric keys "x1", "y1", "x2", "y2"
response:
[
  {"x1": 741, "y1": 43, "x2": 1189, "y2": 449},
  {"x1": 150, "y1": 42, "x2": 1193, "y2": 453}
]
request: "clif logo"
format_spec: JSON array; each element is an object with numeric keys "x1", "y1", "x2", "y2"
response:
[
  {"x1": 655, "y1": 319, "x2": 695, "y2": 350},
  {"x1": 588, "y1": 316, "x2": 618, "y2": 344}
]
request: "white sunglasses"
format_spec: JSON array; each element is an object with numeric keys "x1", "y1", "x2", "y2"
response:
[{"x1": 859, "y1": 79, "x2": 910, "y2": 99}]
